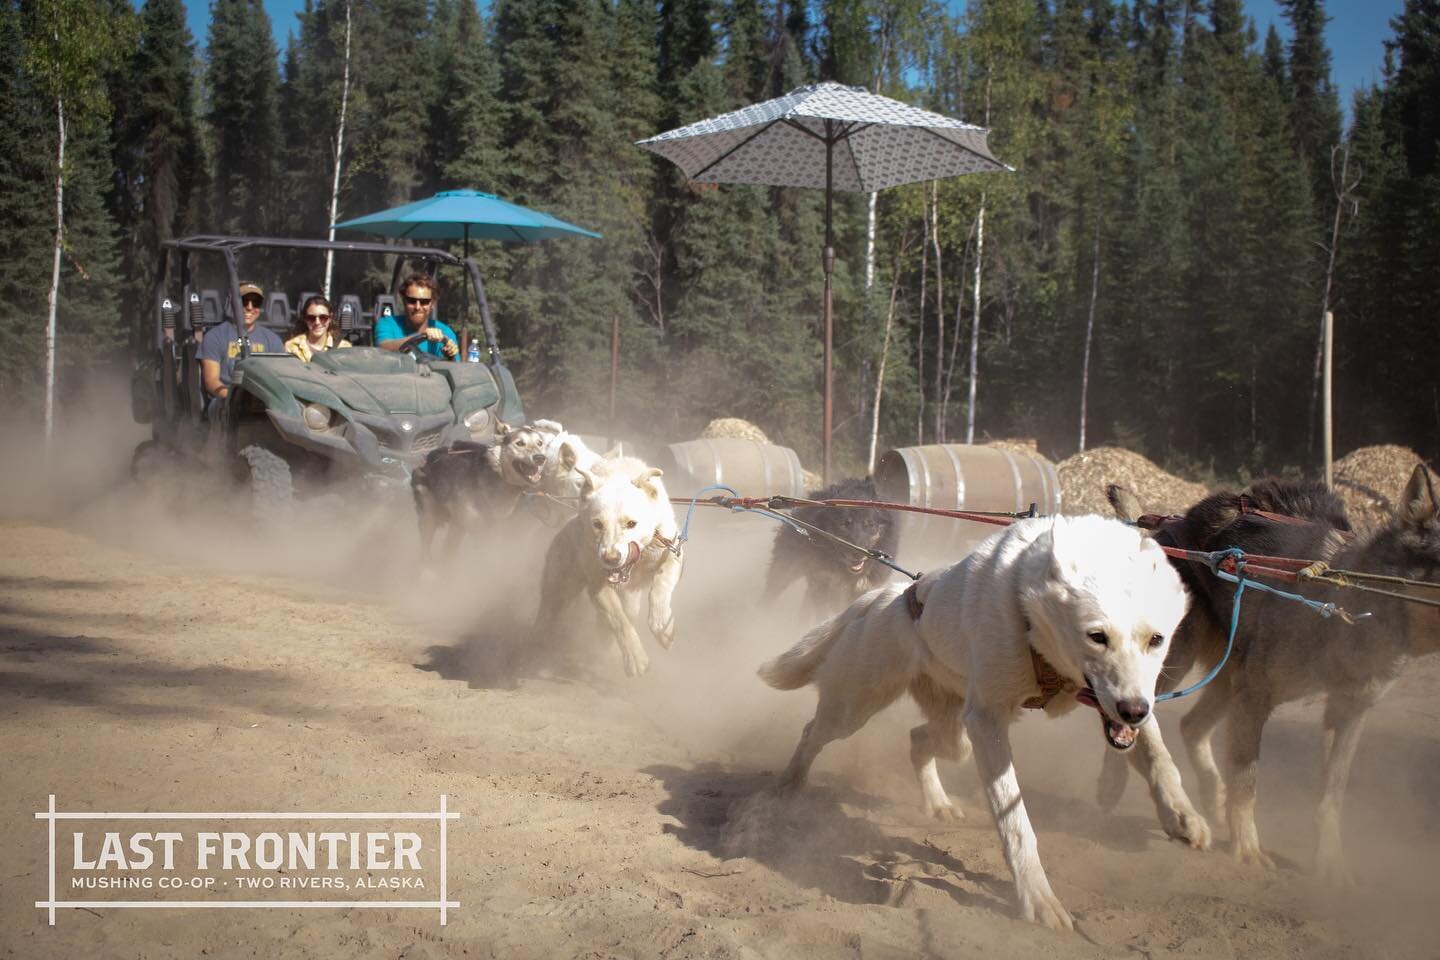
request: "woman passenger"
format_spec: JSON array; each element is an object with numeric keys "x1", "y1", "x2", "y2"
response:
[{"x1": 285, "y1": 295, "x2": 352, "y2": 361}]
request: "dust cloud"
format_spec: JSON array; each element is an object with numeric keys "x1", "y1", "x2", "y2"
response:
[{"x1": 4, "y1": 376, "x2": 1440, "y2": 958}]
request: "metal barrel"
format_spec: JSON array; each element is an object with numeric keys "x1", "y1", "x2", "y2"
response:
[
  {"x1": 874, "y1": 444, "x2": 1062, "y2": 564},
  {"x1": 661, "y1": 438, "x2": 807, "y2": 499}
]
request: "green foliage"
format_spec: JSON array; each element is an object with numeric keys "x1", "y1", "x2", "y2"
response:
[{"x1": 5, "y1": 0, "x2": 1437, "y2": 477}]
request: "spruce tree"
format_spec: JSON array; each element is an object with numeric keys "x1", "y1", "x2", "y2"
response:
[{"x1": 206, "y1": 0, "x2": 283, "y2": 238}]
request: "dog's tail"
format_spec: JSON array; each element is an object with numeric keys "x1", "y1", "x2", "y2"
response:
[{"x1": 757, "y1": 617, "x2": 844, "y2": 690}]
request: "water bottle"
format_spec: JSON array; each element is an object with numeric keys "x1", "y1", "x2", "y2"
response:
[{"x1": 466, "y1": 340, "x2": 481, "y2": 363}]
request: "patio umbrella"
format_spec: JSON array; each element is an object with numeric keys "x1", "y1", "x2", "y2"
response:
[
  {"x1": 334, "y1": 189, "x2": 602, "y2": 352},
  {"x1": 637, "y1": 82, "x2": 1009, "y2": 482}
]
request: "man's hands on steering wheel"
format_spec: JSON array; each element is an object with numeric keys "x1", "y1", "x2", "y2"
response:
[{"x1": 396, "y1": 329, "x2": 459, "y2": 359}]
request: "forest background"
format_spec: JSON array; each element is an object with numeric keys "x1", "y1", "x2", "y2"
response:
[{"x1": 4, "y1": 0, "x2": 1438, "y2": 480}]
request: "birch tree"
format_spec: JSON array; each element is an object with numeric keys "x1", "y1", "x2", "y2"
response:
[
  {"x1": 323, "y1": 0, "x2": 353, "y2": 299},
  {"x1": 22, "y1": 0, "x2": 127, "y2": 443}
]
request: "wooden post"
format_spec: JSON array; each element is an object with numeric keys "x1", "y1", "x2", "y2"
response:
[{"x1": 1323, "y1": 310, "x2": 1334, "y2": 490}]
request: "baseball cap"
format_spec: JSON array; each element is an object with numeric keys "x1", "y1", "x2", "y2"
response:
[{"x1": 238, "y1": 282, "x2": 264, "y2": 299}]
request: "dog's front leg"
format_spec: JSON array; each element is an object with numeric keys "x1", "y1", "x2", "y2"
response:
[
  {"x1": 1314, "y1": 693, "x2": 1373, "y2": 885},
  {"x1": 1223, "y1": 689, "x2": 1277, "y2": 869},
  {"x1": 964, "y1": 704, "x2": 1073, "y2": 930},
  {"x1": 1128, "y1": 721, "x2": 1211, "y2": 849},
  {"x1": 646, "y1": 548, "x2": 683, "y2": 649},
  {"x1": 592, "y1": 585, "x2": 649, "y2": 677}
]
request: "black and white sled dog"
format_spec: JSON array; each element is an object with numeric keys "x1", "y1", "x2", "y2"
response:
[
  {"x1": 760, "y1": 514, "x2": 1189, "y2": 929},
  {"x1": 410, "y1": 420, "x2": 602, "y2": 559}
]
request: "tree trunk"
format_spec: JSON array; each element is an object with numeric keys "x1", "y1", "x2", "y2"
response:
[
  {"x1": 869, "y1": 245, "x2": 908, "y2": 473},
  {"x1": 1079, "y1": 218, "x2": 1100, "y2": 452},
  {"x1": 965, "y1": 197, "x2": 985, "y2": 444},
  {"x1": 322, "y1": 0, "x2": 353, "y2": 299},
  {"x1": 1307, "y1": 144, "x2": 1355, "y2": 459},
  {"x1": 915, "y1": 192, "x2": 929, "y2": 446},
  {"x1": 45, "y1": 93, "x2": 66, "y2": 445},
  {"x1": 942, "y1": 216, "x2": 977, "y2": 435},
  {"x1": 930, "y1": 180, "x2": 945, "y2": 442}
]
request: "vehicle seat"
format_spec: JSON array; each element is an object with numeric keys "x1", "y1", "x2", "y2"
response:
[
  {"x1": 264, "y1": 292, "x2": 293, "y2": 333},
  {"x1": 337, "y1": 294, "x2": 368, "y2": 345},
  {"x1": 372, "y1": 294, "x2": 399, "y2": 329}
]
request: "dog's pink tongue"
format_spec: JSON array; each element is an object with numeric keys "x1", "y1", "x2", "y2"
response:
[{"x1": 1075, "y1": 688, "x2": 1100, "y2": 710}]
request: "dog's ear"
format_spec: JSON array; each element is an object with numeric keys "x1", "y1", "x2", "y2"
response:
[
  {"x1": 1106, "y1": 484, "x2": 1143, "y2": 522},
  {"x1": 633, "y1": 467, "x2": 664, "y2": 499},
  {"x1": 1400, "y1": 464, "x2": 1440, "y2": 526},
  {"x1": 494, "y1": 421, "x2": 513, "y2": 440},
  {"x1": 559, "y1": 442, "x2": 579, "y2": 473},
  {"x1": 532, "y1": 419, "x2": 564, "y2": 436}
]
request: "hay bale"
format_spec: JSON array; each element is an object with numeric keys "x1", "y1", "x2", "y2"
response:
[
  {"x1": 1057, "y1": 446, "x2": 1209, "y2": 517},
  {"x1": 699, "y1": 417, "x2": 770, "y2": 444},
  {"x1": 1333, "y1": 444, "x2": 1427, "y2": 533}
]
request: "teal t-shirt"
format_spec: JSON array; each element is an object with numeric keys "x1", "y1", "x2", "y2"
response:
[{"x1": 374, "y1": 315, "x2": 458, "y2": 357}]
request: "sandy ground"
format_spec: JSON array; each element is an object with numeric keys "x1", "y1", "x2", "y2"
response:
[{"x1": 3, "y1": 409, "x2": 1440, "y2": 959}]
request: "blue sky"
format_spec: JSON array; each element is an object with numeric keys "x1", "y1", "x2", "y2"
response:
[{"x1": 182, "y1": 0, "x2": 1401, "y2": 116}]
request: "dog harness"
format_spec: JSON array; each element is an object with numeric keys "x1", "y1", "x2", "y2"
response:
[{"x1": 901, "y1": 582, "x2": 1074, "y2": 710}]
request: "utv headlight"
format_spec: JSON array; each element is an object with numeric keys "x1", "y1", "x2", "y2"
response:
[
  {"x1": 463, "y1": 408, "x2": 490, "y2": 434},
  {"x1": 302, "y1": 402, "x2": 334, "y2": 431}
]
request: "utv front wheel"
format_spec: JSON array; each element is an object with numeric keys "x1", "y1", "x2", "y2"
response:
[{"x1": 237, "y1": 444, "x2": 293, "y2": 516}]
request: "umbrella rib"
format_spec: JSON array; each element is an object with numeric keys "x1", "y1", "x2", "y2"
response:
[
  {"x1": 916, "y1": 126, "x2": 1007, "y2": 170},
  {"x1": 692, "y1": 119, "x2": 786, "y2": 180}
]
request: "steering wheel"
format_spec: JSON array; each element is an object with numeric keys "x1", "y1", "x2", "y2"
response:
[{"x1": 395, "y1": 332, "x2": 430, "y2": 355}]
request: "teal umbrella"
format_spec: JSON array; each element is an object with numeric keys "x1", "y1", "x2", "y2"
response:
[
  {"x1": 333, "y1": 189, "x2": 601, "y2": 256},
  {"x1": 334, "y1": 189, "x2": 601, "y2": 354}
]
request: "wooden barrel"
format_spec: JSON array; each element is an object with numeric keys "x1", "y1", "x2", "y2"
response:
[
  {"x1": 874, "y1": 444, "x2": 1061, "y2": 561},
  {"x1": 661, "y1": 438, "x2": 807, "y2": 499}
]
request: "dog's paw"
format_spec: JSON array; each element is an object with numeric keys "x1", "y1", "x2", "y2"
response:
[
  {"x1": 1016, "y1": 880, "x2": 1073, "y2": 931},
  {"x1": 650, "y1": 612, "x2": 676, "y2": 649},
  {"x1": 1159, "y1": 803, "x2": 1212, "y2": 851},
  {"x1": 924, "y1": 799, "x2": 964, "y2": 822},
  {"x1": 1232, "y1": 839, "x2": 1277, "y2": 871},
  {"x1": 622, "y1": 651, "x2": 651, "y2": 678}
]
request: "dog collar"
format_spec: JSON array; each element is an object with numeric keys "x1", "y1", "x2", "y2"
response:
[
  {"x1": 1022, "y1": 648, "x2": 1076, "y2": 710},
  {"x1": 903, "y1": 580, "x2": 924, "y2": 620}
]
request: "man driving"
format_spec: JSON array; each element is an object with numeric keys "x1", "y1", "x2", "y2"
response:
[{"x1": 375, "y1": 273, "x2": 459, "y2": 359}]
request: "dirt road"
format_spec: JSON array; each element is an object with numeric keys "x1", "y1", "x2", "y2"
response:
[{"x1": 2, "y1": 466, "x2": 1438, "y2": 958}]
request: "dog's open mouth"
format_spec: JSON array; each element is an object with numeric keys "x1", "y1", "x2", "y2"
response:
[
  {"x1": 605, "y1": 541, "x2": 642, "y2": 585},
  {"x1": 512, "y1": 461, "x2": 543, "y2": 485},
  {"x1": 1076, "y1": 686, "x2": 1138, "y2": 751}
]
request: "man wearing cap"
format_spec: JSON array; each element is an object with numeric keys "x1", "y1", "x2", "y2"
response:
[{"x1": 199, "y1": 282, "x2": 286, "y2": 411}]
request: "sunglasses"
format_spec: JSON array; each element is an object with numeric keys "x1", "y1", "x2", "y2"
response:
[
  {"x1": 242, "y1": 296, "x2": 264, "y2": 308},
  {"x1": 404, "y1": 296, "x2": 433, "y2": 307},
  {"x1": 305, "y1": 312, "x2": 332, "y2": 322}
]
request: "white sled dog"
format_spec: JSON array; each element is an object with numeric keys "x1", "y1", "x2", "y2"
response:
[
  {"x1": 532, "y1": 445, "x2": 683, "y2": 677},
  {"x1": 760, "y1": 515, "x2": 1189, "y2": 930}
]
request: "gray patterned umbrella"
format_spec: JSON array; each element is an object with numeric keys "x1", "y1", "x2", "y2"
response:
[{"x1": 637, "y1": 82, "x2": 1009, "y2": 481}]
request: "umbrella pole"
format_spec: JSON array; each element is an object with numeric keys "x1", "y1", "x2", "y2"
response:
[
  {"x1": 462, "y1": 225, "x2": 471, "y2": 356},
  {"x1": 823, "y1": 127, "x2": 835, "y2": 486}
]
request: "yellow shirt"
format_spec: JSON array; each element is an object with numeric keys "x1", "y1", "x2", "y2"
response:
[{"x1": 284, "y1": 332, "x2": 352, "y2": 362}]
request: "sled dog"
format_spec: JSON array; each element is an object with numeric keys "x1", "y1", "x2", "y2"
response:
[
  {"x1": 762, "y1": 476, "x2": 902, "y2": 618},
  {"x1": 1102, "y1": 469, "x2": 1440, "y2": 883},
  {"x1": 532, "y1": 445, "x2": 683, "y2": 677},
  {"x1": 410, "y1": 421, "x2": 603, "y2": 559},
  {"x1": 759, "y1": 515, "x2": 1189, "y2": 929}
]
